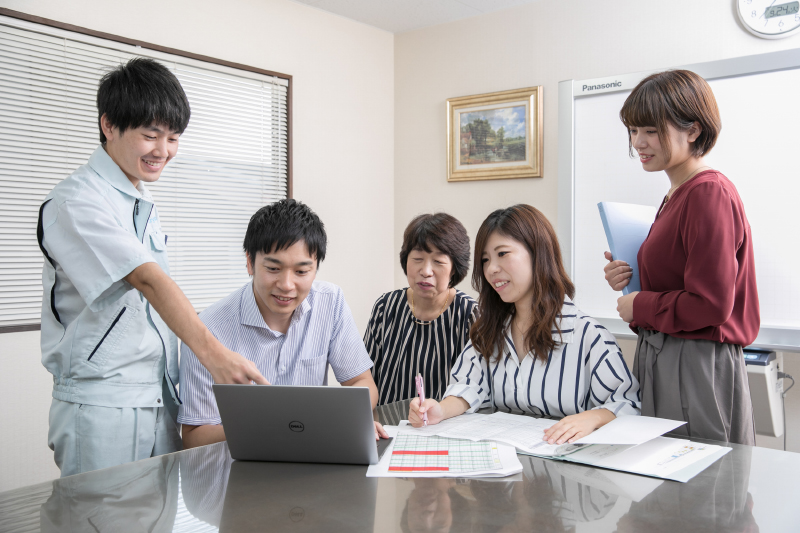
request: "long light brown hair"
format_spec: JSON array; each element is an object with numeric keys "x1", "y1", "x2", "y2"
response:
[{"x1": 469, "y1": 205, "x2": 574, "y2": 362}]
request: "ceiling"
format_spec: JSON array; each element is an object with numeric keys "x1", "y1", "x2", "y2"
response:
[{"x1": 290, "y1": 0, "x2": 542, "y2": 33}]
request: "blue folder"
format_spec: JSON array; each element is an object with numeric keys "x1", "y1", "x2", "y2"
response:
[{"x1": 597, "y1": 202, "x2": 658, "y2": 294}]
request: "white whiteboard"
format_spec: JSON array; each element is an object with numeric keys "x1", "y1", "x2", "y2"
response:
[{"x1": 569, "y1": 66, "x2": 800, "y2": 336}]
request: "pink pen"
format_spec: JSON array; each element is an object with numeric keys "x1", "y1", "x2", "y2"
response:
[{"x1": 415, "y1": 373, "x2": 428, "y2": 427}]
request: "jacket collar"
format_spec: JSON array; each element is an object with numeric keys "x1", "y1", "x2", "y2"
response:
[{"x1": 87, "y1": 145, "x2": 145, "y2": 199}]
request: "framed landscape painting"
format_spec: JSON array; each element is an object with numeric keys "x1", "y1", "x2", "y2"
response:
[{"x1": 446, "y1": 86, "x2": 542, "y2": 182}]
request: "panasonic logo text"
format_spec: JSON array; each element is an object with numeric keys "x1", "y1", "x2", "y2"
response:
[{"x1": 582, "y1": 81, "x2": 622, "y2": 92}]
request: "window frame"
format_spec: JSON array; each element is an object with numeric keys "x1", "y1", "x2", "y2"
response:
[{"x1": 0, "y1": 7, "x2": 292, "y2": 334}]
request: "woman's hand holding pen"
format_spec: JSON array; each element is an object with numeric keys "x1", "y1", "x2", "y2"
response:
[
  {"x1": 409, "y1": 398, "x2": 446, "y2": 427},
  {"x1": 603, "y1": 251, "x2": 633, "y2": 291}
]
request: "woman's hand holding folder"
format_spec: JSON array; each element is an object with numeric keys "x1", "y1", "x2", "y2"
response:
[
  {"x1": 604, "y1": 251, "x2": 639, "y2": 323},
  {"x1": 603, "y1": 251, "x2": 633, "y2": 291}
]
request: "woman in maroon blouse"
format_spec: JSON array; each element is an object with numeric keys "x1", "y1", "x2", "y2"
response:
[{"x1": 603, "y1": 70, "x2": 759, "y2": 445}]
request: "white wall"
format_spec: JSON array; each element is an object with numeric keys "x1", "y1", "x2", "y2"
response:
[
  {"x1": 0, "y1": 0, "x2": 394, "y2": 492},
  {"x1": 393, "y1": 0, "x2": 800, "y2": 291},
  {"x1": 0, "y1": 331, "x2": 59, "y2": 492},
  {"x1": 393, "y1": 0, "x2": 800, "y2": 450}
]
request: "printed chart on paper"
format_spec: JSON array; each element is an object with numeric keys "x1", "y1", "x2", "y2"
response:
[{"x1": 388, "y1": 435, "x2": 502, "y2": 473}]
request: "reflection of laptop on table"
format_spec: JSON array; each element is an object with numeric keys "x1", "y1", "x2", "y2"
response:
[
  {"x1": 219, "y1": 461, "x2": 378, "y2": 532},
  {"x1": 213, "y1": 385, "x2": 392, "y2": 465}
]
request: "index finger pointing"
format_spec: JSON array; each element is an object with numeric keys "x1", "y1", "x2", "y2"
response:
[{"x1": 248, "y1": 370, "x2": 270, "y2": 385}]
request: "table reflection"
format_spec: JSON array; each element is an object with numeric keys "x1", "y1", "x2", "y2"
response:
[
  {"x1": 179, "y1": 443, "x2": 233, "y2": 528},
  {"x1": 39, "y1": 455, "x2": 179, "y2": 533},
  {"x1": 398, "y1": 454, "x2": 625, "y2": 533},
  {"x1": 0, "y1": 400, "x2": 772, "y2": 533},
  {"x1": 179, "y1": 442, "x2": 378, "y2": 532},
  {"x1": 616, "y1": 446, "x2": 759, "y2": 533},
  {"x1": 402, "y1": 479, "x2": 470, "y2": 533}
]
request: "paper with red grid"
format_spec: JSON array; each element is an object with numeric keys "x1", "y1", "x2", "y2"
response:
[{"x1": 388, "y1": 434, "x2": 502, "y2": 473}]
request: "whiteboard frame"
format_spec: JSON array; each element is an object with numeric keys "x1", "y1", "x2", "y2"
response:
[{"x1": 558, "y1": 48, "x2": 800, "y2": 352}]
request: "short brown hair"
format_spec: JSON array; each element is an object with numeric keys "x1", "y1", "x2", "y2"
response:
[
  {"x1": 399, "y1": 213, "x2": 470, "y2": 288},
  {"x1": 469, "y1": 204, "x2": 574, "y2": 363},
  {"x1": 620, "y1": 70, "x2": 721, "y2": 161}
]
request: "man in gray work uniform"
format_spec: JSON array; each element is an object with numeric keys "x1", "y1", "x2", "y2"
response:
[{"x1": 38, "y1": 58, "x2": 269, "y2": 477}]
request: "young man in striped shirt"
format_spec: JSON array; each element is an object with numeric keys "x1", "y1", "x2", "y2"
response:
[{"x1": 180, "y1": 199, "x2": 387, "y2": 448}]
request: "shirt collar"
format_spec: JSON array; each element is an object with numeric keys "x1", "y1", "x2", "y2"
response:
[
  {"x1": 136, "y1": 180, "x2": 154, "y2": 202},
  {"x1": 239, "y1": 281, "x2": 313, "y2": 334},
  {"x1": 87, "y1": 145, "x2": 144, "y2": 199},
  {"x1": 502, "y1": 296, "x2": 577, "y2": 346}
]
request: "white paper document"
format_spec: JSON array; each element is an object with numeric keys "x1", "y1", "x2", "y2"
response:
[
  {"x1": 564, "y1": 436, "x2": 731, "y2": 482},
  {"x1": 398, "y1": 412, "x2": 725, "y2": 482},
  {"x1": 572, "y1": 414, "x2": 686, "y2": 445},
  {"x1": 398, "y1": 412, "x2": 584, "y2": 457},
  {"x1": 399, "y1": 411, "x2": 685, "y2": 455},
  {"x1": 367, "y1": 425, "x2": 523, "y2": 478}
]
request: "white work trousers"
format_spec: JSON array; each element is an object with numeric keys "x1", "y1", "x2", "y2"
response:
[{"x1": 48, "y1": 381, "x2": 181, "y2": 477}]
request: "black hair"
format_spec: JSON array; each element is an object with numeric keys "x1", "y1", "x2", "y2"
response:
[
  {"x1": 97, "y1": 57, "x2": 191, "y2": 143},
  {"x1": 243, "y1": 199, "x2": 327, "y2": 267},
  {"x1": 399, "y1": 212, "x2": 471, "y2": 288}
]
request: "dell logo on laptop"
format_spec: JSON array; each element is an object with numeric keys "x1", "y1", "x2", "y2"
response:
[
  {"x1": 289, "y1": 421, "x2": 305, "y2": 432},
  {"x1": 289, "y1": 507, "x2": 305, "y2": 522}
]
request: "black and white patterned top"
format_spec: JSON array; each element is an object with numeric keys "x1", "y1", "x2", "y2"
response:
[
  {"x1": 364, "y1": 288, "x2": 477, "y2": 406},
  {"x1": 444, "y1": 297, "x2": 641, "y2": 418}
]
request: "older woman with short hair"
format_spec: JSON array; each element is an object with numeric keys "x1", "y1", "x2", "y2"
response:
[{"x1": 365, "y1": 213, "x2": 477, "y2": 406}]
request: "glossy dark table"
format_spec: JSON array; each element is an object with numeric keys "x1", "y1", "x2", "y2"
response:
[{"x1": 2, "y1": 399, "x2": 800, "y2": 532}]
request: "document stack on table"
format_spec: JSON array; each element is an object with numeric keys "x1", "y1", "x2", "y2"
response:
[
  {"x1": 395, "y1": 412, "x2": 731, "y2": 483},
  {"x1": 366, "y1": 425, "x2": 523, "y2": 478}
]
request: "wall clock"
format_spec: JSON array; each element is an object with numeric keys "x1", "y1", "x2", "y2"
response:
[{"x1": 737, "y1": 0, "x2": 800, "y2": 38}]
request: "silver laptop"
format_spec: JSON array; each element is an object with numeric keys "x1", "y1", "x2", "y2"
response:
[{"x1": 213, "y1": 384, "x2": 391, "y2": 465}]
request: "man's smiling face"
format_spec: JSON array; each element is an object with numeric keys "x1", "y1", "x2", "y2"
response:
[
  {"x1": 247, "y1": 240, "x2": 317, "y2": 330},
  {"x1": 101, "y1": 113, "x2": 179, "y2": 188}
]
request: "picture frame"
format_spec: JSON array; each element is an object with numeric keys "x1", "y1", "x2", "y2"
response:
[{"x1": 446, "y1": 86, "x2": 542, "y2": 182}]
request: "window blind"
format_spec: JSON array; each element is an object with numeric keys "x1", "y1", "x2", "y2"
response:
[{"x1": 0, "y1": 17, "x2": 289, "y2": 328}]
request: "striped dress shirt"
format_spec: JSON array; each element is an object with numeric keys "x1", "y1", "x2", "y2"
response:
[
  {"x1": 178, "y1": 280, "x2": 373, "y2": 426},
  {"x1": 365, "y1": 288, "x2": 477, "y2": 406},
  {"x1": 444, "y1": 298, "x2": 641, "y2": 418}
]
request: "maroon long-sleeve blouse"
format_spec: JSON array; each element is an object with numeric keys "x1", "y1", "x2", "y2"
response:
[{"x1": 632, "y1": 170, "x2": 760, "y2": 346}]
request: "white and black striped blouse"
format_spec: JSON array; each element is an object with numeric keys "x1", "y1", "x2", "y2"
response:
[
  {"x1": 444, "y1": 297, "x2": 641, "y2": 418},
  {"x1": 364, "y1": 288, "x2": 477, "y2": 406}
]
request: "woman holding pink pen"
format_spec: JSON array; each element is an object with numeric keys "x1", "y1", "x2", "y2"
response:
[{"x1": 410, "y1": 205, "x2": 641, "y2": 445}]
